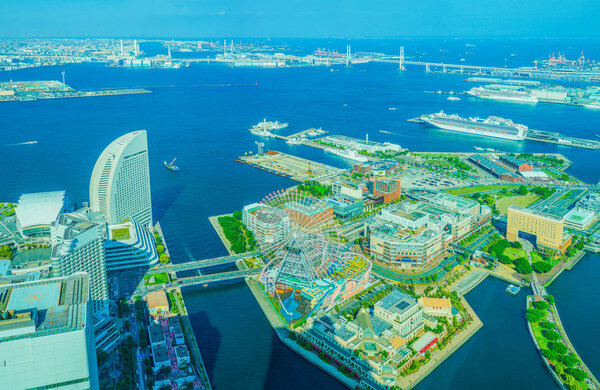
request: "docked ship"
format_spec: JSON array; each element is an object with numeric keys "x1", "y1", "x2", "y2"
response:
[
  {"x1": 324, "y1": 147, "x2": 368, "y2": 162},
  {"x1": 249, "y1": 118, "x2": 288, "y2": 132},
  {"x1": 164, "y1": 157, "x2": 180, "y2": 172},
  {"x1": 420, "y1": 111, "x2": 528, "y2": 141},
  {"x1": 467, "y1": 86, "x2": 538, "y2": 103}
]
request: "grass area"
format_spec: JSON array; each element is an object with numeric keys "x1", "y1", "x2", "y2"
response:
[
  {"x1": 144, "y1": 272, "x2": 169, "y2": 286},
  {"x1": 167, "y1": 290, "x2": 180, "y2": 315},
  {"x1": 244, "y1": 257, "x2": 262, "y2": 269},
  {"x1": 445, "y1": 184, "x2": 520, "y2": 195},
  {"x1": 503, "y1": 247, "x2": 527, "y2": 260},
  {"x1": 110, "y1": 227, "x2": 131, "y2": 240},
  {"x1": 495, "y1": 193, "x2": 540, "y2": 214}
]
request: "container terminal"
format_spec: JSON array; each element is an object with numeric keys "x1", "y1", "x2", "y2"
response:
[{"x1": 0, "y1": 80, "x2": 151, "y2": 102}]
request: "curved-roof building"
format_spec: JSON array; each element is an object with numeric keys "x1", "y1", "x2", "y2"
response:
[{"x1": 90, "y1": 131, "x2": 153, "y2": 227}]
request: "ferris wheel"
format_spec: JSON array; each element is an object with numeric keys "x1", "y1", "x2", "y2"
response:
[{"x1": 256, "y1": 189, "x2": 344, "y2": 298}]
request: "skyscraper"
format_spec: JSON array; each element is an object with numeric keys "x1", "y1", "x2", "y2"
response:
[
  {"x1": 50, "y1": 212, "x2": 109, "y2": 316},
  {"x1": 90, "y1": 130, "x2": 153, "y2": 227},
  {"x1": 0, "y1": 273, "x2": 99, "y2": 390}
]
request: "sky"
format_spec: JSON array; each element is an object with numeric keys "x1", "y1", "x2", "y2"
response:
[{"x1": 1, "y1": 0, "x2": 599, "y2": 38}]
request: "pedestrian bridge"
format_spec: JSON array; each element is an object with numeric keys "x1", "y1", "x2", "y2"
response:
[{"x1": 147, "y1": 251, "x2": 259, "y2": 275}]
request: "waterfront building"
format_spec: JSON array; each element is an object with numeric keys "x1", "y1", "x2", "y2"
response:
[
  {"x1": 175, "y1": 345, "x2": 191, "y2": 366},
  {"x1": 321, "y1": 135, "x2": 402, "y2": 154},
  {"x1": 242, "y1": 203, "x2": 291, "y2": 245},
  {"x1": 104, "y1": 219, "x2": 159, "y2": 271},
  {"x1": 469, "y1": 154, "x2": 520, "y2": 182},
  {"x1": 331, "y1": 178, "x2": 364, "y2": 199},
  {"x1": 412, "y1": 331, "x2": 438, "y2": 356},
  {"x1": 90, "y1": 130, "x2": 153, "y2": 227},
  {"x1": 352, "y1": 162, "x2": 371, "y2": 175},
  {"x1": 374, "y1": 290, "x2": 424, "y2": 340},
  {"x1": 418, "y1": 297, "x2": 453, "y2": 318},
  {"x1": 407, "y1": 189, "x2": 492, "y2": 228},
  {"x1": 367, "y1": 178, "x2": 401, "y2": 203},
  {"x1": 323, "y1": 194, "x2": 363, "y2": 221},
  {"x1": 507, "y1": 206, "x2": 572, "y2": 253},
  {"x1": 499, "y1": 154, "x2": 533, "y2": 172},
  {"x1": 146, "y1": 290, "x2": 169, "y2": 317},
  {"x1": 562, "y1": 208, "x2": 595, "y2": 231},
  {"x1": 0, "y1": 273, "x2": 100, "y2": 390},
  {"x1": 14, "y1": 190, "x2": 73, "y2": 237},
  {"x1": 50, "y1": 212, "x2": 109, "y2": 316}
]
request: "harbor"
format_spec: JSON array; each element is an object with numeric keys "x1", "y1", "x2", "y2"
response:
[
  {"x1": 0, "y1": 80, "x2": 151, "y2": 102},
  {"x1": 237, "y1": 150, "x2": 343, "y2": 182}
]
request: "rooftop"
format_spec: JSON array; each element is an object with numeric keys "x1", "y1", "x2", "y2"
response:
[
  {"x1": 376, "y1": 291, "x2": 418, "y2": 316},
  {"x1": 147, "y1": 290, "x2": 169, "y2": 310},
  {"x1": 0, "y1": 273, "x2": 89, "y2": 342},
  {"x1": 15, "y1": 191, "x2": 71, "y2": 229}
]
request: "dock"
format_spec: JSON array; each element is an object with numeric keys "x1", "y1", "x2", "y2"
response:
[{"x1": 238, "y1": 150, "x2": 343, "y2": 182}]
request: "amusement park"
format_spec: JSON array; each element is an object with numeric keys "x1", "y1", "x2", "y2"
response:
[{"x1": 249, "y1": 189, "x2": 372, "y2": 327}]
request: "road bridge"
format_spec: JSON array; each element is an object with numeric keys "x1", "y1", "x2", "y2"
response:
[
  {"x1": 177, "y1": 269, "x2": 260, "y2": 287},
  {"x1": 147, "y1": 252, "x2": 259, "y2": 275}
]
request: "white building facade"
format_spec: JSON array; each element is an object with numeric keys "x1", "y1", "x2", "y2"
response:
[{"x1": 90, "y1": 130, "x2": 153, "y2": 227}]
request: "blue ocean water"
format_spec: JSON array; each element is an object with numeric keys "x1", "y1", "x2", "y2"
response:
[{"x1": 0, "y1": 38, "x2": 598, "y2": 389}]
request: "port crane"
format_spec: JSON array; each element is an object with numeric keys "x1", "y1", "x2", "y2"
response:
[{"x1": 255, "y1": 141, "x2": 264, "y2": 155}]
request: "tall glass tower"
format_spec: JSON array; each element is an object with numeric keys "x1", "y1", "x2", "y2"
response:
[{"x1": 90, "y1": 130, "x2": 153, "y2": 227}]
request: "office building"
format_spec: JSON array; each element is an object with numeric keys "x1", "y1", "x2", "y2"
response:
[
  {"x1": 331, "y1": 179, "x2": 364, "y2": 199},
  {"x1": 323, "y1": 194, "x2": 363, "y2": 221},
  {"x1": 0, "y1": 273, "x2": 99, "y2": 390},
  {"x1": 90, "y1": 130, "x2": 153, "y2": 227},
  {"x1": 50, "y1": 212, "x2": 109, "y2": 316},
  {"x1": 367, "y1": 178, "x2": 401, "y2": 203},
  {"x1": 507, "y1": 206, "x2": 572, "y2": 253}
]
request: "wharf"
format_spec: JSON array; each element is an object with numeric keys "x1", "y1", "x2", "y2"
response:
[
  {"x1": 237, "y1": 150, "x2": 343, "y2": 182},
  {"x1": 0, "y1": 88, "x2": 151, "y2": 102}
]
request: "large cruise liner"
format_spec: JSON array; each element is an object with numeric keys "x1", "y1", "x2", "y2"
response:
[
  {"x1": 467, "y1": 86, "x2": 538, "y2": 103},
  {"x1": 420, "y1": 111, "x2": 528, "y2": 141}
]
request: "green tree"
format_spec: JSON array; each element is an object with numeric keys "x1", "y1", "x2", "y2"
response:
[
  {"x1": 543, "y1": 349, "x2": 559, "y2": 362},
  {"x1": 514, "y1": 257, "x2": 532, "y2": 274},
  {"x1": 548, "y1": 342, "x2": 568, "y2": 355},
  {"x1": 533, "y1": 301, "x2": 550, "y2": 311},
  {"x1": 539, "y1": 321, "x2": 556, "y2": 329},
  {"x1": 156, "y1": 244, "x2": 165, "y2": 254},
  {"x1": 558, "y1": 354, "x2": 578, "y2": 368},
  {"x1": 542, "y1": 329, "x2": 561, "y2": 341},
  {"x1": 525, "y1": 308, "x2": 546, "y2": 323},
  {"x1": 159, "y1": 253, "x2": 170, "y2": 264},
  {"x1": 517, "y1": 185, "x2": 528, "y2": 195},
  {"x1": 533, "y1": 261, "x2": 552, "y2": 274},
  {"x1": 566, "y1": 368, "x2": 586, "y2": 381}
]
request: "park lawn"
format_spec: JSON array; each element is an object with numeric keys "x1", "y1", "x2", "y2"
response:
[
  {"x1": 503, "y1": 247, "x2": 527, "y2": 260},
  {"x1": 144, "y1": 272, "x2": 169, "y2": 286},
  {"x1": 496, "y1": 193, "x2": 540, "y2": 214},
  {"x1": 445, "y1": 184, "x2": 520, "y2": 195}
]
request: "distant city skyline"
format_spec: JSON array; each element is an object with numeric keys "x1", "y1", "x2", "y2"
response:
[{"x1": 1, "y1": 0, "x2": 599, "y2": 38}]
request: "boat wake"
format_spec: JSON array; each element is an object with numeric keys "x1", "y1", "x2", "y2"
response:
[{"x1": 5, "y1": 141, "x2": 38, "y2": 146}]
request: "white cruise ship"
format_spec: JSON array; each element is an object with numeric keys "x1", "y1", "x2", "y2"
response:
[
  {"x1": 420, "y1": 111, "x2": 528, "y2": 141},
  {"x1": 467, "y1": 86, "x2": 538, "y2": 103},
  {"x1": 324, "y1": 147, "x2": 368, "y2": 162}
]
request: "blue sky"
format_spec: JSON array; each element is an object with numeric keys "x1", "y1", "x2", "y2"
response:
[{"x1": 1, "y1": 0, "x2": 598, "y2": 38}]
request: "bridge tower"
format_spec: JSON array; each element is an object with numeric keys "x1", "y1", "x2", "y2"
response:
[
  {"x1": 346, "y1": 45, "x2": 351, "y2": 66},
  {"x1": 398, "y1": 46, "x2": 405, "y2": 70}
]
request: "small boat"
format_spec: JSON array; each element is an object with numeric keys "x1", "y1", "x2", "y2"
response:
[
  {"x1": 388, "y1": 107, "x2": 397, "y2": 110},
  {"x1": 447, "y1": 96, "x2": 461, "y2": 101},
  {"x1": 506, "y1": 284, "x2": 520, "y2": 295},
  {"x1": 474, "y1": 146, "x2": 484, "y2": 151},
  {"x1": 164, "y1": 157, "x2": 180, "y2": 172}
]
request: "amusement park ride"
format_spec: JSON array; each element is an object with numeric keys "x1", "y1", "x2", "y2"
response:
[{"x1": 255, "y1": 189, "x2": 371, "y2": 325}]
